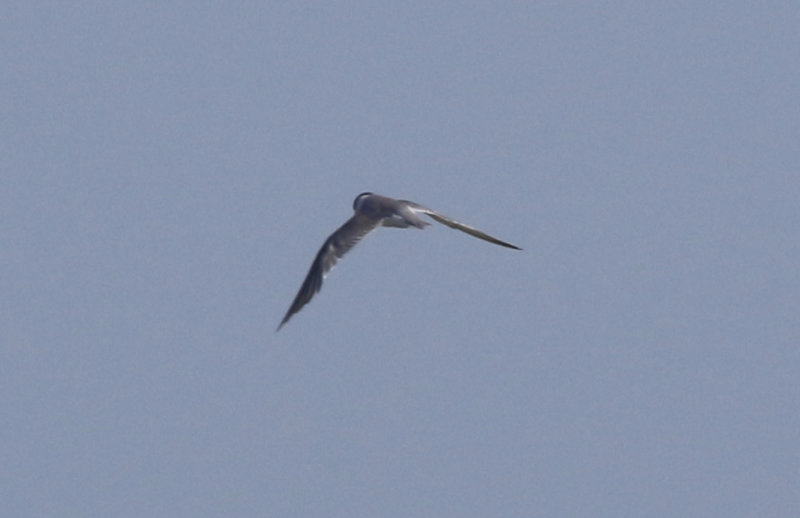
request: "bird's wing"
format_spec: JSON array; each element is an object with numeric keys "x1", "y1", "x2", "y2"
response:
[
  {"x1": 405, "y1": 202, "x2": 522, "y2": 250},
  {"x1": 277, "y1": 214, "x2": 379, "y2": 330}
]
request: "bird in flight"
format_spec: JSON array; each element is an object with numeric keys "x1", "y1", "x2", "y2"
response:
[{"x1": 277, "y1": 192, "x2": 521, "y2": 330}]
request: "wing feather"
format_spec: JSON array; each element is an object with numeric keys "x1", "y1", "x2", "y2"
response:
[
  {"x1": 277, "y1": 215, "x2": 378, "y2": 330},
  {"x1": 404, "y1": 202, "x2": 522, "y2": 250}
]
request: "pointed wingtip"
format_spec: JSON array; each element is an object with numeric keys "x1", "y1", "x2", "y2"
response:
[
  {"x1": 276, "y1": 317, "x2": 289, "y2": 332},
  {"x1": 498, "y1": 240, "x2": 522, "y2": 250}
]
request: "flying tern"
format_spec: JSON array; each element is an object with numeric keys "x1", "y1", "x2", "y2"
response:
[{"x1": 277, "y1": 192, "x2": 521, "y2": 330}]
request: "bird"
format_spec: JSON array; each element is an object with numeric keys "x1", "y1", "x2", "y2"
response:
[{"x1": 277, "y1": 192, "x2": 521, "y2": 330}]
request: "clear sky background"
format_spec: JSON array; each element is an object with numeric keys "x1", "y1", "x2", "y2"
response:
[{"x1": 3, "y1": 2, "x2": 798, "y2": 517}]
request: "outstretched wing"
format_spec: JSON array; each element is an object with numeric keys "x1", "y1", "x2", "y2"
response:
[
  {"x1": 277, "y1": 214, "x2": 379, "y2": 330},
  {"x1": 404, "y1": 202, "x2": 522, "y2": 250}
]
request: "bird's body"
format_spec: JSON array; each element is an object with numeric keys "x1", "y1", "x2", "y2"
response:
[{"x1": 277, "y1": 192, "x2": 521, "y2": 330}]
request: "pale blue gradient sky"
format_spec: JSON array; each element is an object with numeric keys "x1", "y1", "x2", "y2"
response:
[{"x1": 3, "y1": 3, "x2": 798, "y2": 516}]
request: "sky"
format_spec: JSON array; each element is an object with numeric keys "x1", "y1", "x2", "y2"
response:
[{"x1": 2, "y1": 2, "x2": 799, "y2": 517}]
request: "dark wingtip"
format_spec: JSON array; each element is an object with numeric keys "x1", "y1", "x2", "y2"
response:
[
  {"x1": 276, "y1": 313, "x2": 291, "y2": 332},
  {"x1": 498, "y1": 241, "x2": 523, "y2": 250}
]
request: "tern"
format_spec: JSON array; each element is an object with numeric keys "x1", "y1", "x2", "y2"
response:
[{"x1": 277, "y1": 192, "x2": 521, "y2": 330}]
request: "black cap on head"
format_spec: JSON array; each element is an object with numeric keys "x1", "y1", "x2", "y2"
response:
[{"x1": 353, "y1": 192, "x2": 373, "y2": 210}]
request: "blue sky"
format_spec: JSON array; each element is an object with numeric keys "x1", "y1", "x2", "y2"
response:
[{"x1": 3, "y1": 3, "x2": 799, "y2": 516}]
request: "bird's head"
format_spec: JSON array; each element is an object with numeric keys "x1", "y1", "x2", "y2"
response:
[{"x1": 353, "y1": 192, "x2": 373, "y2": 211}]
